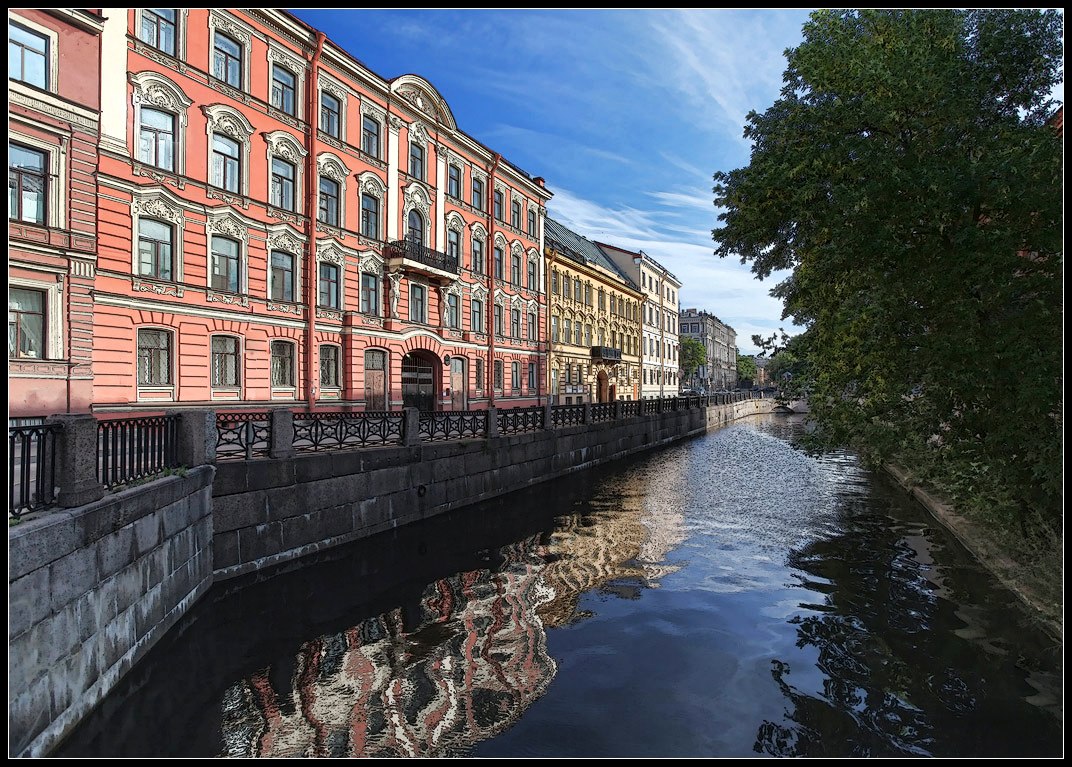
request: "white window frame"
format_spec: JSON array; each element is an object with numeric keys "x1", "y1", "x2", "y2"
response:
[{"x1": 8, "y1": 276, "x2": 63, "y2": 360}]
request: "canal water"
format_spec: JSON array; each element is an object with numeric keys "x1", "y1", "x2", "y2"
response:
[{"x1": 55, "y1": 414, "x2": 1063, "y2": 758}]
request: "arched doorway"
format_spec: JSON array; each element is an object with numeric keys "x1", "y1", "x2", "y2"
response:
[
  {"x1": 402, "y1": 350, "x2": 437, "y2": 411},
  {"x1": 449, "y1": 356, "x2": 467, "y2": 410},
  {"x1": 597, "y1": 370, "x2": 609, "y2": 403},
  {"x1": 364, "y1": 349, "x2": 388, "y2": 411}
]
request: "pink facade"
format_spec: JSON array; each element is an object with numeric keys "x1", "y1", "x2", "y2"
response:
[
  {"x1": 8, "y1": 9, "x2": 104, "y2": 418},
  {"x1": 91, "y1": 9, "x2": 551, "y2": 413}
]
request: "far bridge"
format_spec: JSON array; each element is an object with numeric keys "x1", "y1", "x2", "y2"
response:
[{"x1": 772, "y1": 399, "x2": 809, "y2": 414}]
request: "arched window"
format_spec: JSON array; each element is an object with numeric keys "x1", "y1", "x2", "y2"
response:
[{"x1": 407, "y1": 209, "x2": 424, "y2": 243}]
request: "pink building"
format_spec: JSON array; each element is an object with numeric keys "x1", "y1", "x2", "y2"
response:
[
  {"x1": 92, "y1": 9, "x2": 551, "y2": 414},
  {"x1": 8, "y1": 9, "x2": 105, "y2": 418}
]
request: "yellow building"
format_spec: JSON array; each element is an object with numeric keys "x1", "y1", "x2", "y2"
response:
[{"x1": 544, "y1": 218, "x2": 643, "y2": 403}]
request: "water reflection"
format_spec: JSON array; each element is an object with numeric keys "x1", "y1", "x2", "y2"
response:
[{"x1": 54, "y1": 415, "x2": 1062, "y2": 758}]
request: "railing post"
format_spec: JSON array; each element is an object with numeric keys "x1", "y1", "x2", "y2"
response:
[
  {"x1": 543, "y1": 401, "x2": 553, "y2": 430},
  {"x1": 613, "y1": 400, "x2": 621, "y2": 420},
  {"x1": 270, "y1": 409, "x2": 295, "y2": 459},
  {"x1": 46, "y1": 414, "x2": 106, "y2": 508},
  {"x1": 402, "y1": 407, "x2": 421, "y2": 446},
  {"x1": 168, "y1": 409, "x2": 217, "y2": 467},
  {"x1": 486, "y1": 407, "x2": 499, "y2": 439},
  {"x1": 581, "y1": 402, "x2": 591, "y2": 424}
]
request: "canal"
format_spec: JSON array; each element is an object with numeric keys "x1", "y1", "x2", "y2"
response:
[{"x1": 55, "y1": 414, "x2": 1062, "y2": 758}]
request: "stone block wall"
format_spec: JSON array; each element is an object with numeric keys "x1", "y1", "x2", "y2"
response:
[{"x1": 8, "y1": 465, "x2": 216, "y2": 757}]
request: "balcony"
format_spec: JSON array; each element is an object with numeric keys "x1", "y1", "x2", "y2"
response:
[
  {"x1": 590, "y1": 346, "x2": 622, "y2": 363},
  {"x1": 386, "y1": 238, "x2": 459, "y2": 284}
]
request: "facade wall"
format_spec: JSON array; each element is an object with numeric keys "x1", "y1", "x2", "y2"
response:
[
  {"x1": 545, "y1": 252, "x2": 642, "y2": 404},
  {"x1": 91, "y1": 9, "x2": 551, "y2": 414},
  {"x1": 8, "y1": 9, "x2": 104, "y2": 417},
  {"x1": 680, "y1": 308, "x2": 737, "y2": 390}
]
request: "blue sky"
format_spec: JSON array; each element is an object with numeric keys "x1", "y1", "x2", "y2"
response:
[{"x1": 289, "y1": 9, "x2": 814, "y2": 356}]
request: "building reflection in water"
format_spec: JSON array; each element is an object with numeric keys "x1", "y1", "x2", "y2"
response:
[{"x1": 218, "y1": 470, "x2": 686, "y2": 758}]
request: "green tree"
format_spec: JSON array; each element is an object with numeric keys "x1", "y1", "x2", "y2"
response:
[
  {"x1": 737, "y1": 353, "x2": 757, "y2": 385},
  {"x1": 713, "y1": 10, "x2": 1063, "y2": 539},
  {"x1": 679, "y1": 336, "x2": 706, "y2": 388}
]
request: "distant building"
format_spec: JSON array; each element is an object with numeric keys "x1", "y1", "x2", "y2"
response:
[
  {"x1": 678, "y1": 308, "x2": 736, "y2": 390},
  {"x1": 596, "y1": 243, "x2": 681, "y2": 398},
  {"x1": 544, "y1": 218, "x2": 643, "y2": 403},
  {"x1": 753, "y1": 355, "x2": 770, "y2": 387},
  {"x1": 8, "y1": 9, "x2": 105, "y2": 418}
]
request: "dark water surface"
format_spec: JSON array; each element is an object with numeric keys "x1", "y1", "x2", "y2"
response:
[{"x1": 55, "y1": 414, "x2": 1063, "y2": 758}]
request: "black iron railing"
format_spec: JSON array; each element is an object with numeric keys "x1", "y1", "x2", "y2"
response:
[
  {"x1": 619, "y1": 401, "x2": 640, "y2": 418},
  {"x1": 420, "y1": 410, "x2": 487, "y2": 441},
  {"x1": 590, "y1": 346, "x2": 622, "y2": 362},
  {"x1": 590, "y1": 403, "x2": 614, "y2": 423},
  {"x1": 9, "y1": 423, "x2": 60, "y2": 518},
  {"x1": 292, "y1": 411, "x2": 405, "y2": 452},
  {"x1": 387, "y1": 238, "x2": 460, "y2": 275},
  {"x1": 216, "y1": 412, "x2": 273, "y2": 460},
  {"x1": 550, "y1": 404, "x2": 585, "y2": 427},
  {"x1": 497, "y1": 406, "x2": 543, "y2": 435},
  {"x1": 97, "y1": 415, "x2": 179, "y2": 489}
]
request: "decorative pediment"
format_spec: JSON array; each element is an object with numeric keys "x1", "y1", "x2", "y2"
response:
[
  {"x1": 129, "y1": 71, "x2": 192, "y2": 114},
  {"x1": 470, "y1": 283, "x2": 488, "y2": 301},
  {"x1": 202, "y1": 104, "x2": 255, "y2": 140},
  {"x1": 263, "y1": 130, "x2": 307, "y2": 161},
  {"x1": 445, "y1": 211, "x2": 465, "y2": 232},
  {"x1": 317, "y1": 152, "x2": 351, "y2": 183},
  {"x1": 206, "y1": 211, "x2": 248, "y2": 242},
  {"x1": 470, "y1": 221, "x2": 487, "y2": 239},
  {"x1": 402, "y1": 183, "x2": 431, "y2": 217},
  {"x1": 390, "y1": 74, "x2": 457, "y2": 131},
  {"x1": 358, "y1": 251, "x2": 384, "y2": 273},
  {"x1": 131, "y1": 193, "x2": 185, "y2": 225},
  {"x1": 267, "y1": 227, "x2": 304, "y2": 254},
  {"x1": 358, "y1": 171, "x2": 386, "y2": 196}
]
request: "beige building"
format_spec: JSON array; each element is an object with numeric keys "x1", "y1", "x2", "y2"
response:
[
  {"x1": 544, "y1": 218, "x2": 643, "y2": 403},
  {"x1": 596, "y1": 243, "x2": 682, "y2": 398}
]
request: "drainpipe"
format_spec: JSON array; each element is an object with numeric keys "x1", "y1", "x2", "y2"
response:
[
  {"x1": 304, "y1": 31, "x2": 326, "y2": 412},
  {"x1": 486, "y1": 153, "x2": 500, "y2": 406}
]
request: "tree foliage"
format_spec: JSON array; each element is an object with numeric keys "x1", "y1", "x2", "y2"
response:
[
  {"x1": 680, "y1": 336, "x2": 706, "y2": 382},
  {"x1": 737, "y1": 353, "x2": 758, "y2": 384},
  {"x1": 713, "y1": 10, "x2": 1063, "y2": 538}
]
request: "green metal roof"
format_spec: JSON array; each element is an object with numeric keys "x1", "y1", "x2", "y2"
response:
[{"x1": 544, "y1": 217, "x2": 639, "y2": 290}]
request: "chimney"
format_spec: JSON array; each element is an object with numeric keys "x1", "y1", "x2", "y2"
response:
[{"x1": 533, "y1": 176, "x2": 545, "y2": 188}]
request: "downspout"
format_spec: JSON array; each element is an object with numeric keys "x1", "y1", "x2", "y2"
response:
[
  {"x1": 486, "y1": 153, "x2": 501, "y2": 406},
  {"x1": 304, "y1": 31, "x2": 326, "y2": 412}
]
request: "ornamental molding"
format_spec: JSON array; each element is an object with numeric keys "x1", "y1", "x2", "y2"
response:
[
  {"x1": 207, "y1": 290, "x2": 250, "y2": 307},
  {"x1": 317, "y1": 238, "x2": 360, "y2": 266},
  {"x1": 319, "y1": 74, "x2": 347, "y2": 102},
  {"x1": 361, "y1": 100, "x2": 386, "y2": 123},
  {"x1": 358, "y1": 171, "x2": 386, "y2": 196},
  {"x1": 267, "y1": 302, "x2": 303, "y2": 315},
  {"x1": 129, "y1": 71, "x2": 192, "y2": 116},
  {"x1": 201, "y1": 103, "x2": 255, "y2": 140},
  {"x1": 527, "y1": 299, "x2": 538, "y2": 313},
  {"x1": 510, "y1": 294, "x2": 524, "y2": 311},
  {"x1": 511, "y1": 241, "x2": 524, "y2": 259},
  {"x1": 317, "y1": 152, "x2": 350, "y2": 183},
  {"x1": 388, "y1": 115, "x2": 404, "y2": 132},
  {"x1": 265, "y1": 43, "x2": 307, "y2": 77},
  {"x1": 493, "y1": 232, "x2": 509, "y2": 251},
  {"x1": 445, "y1": 211, "x2": 465, "y2": 232},
  {"x1": 470, "y1": 283, "x2": 488, "y2": 301},
  {"x1": 358, "y1": 251, "x2": 384, "y2": 273},
  {"x1": 266, "y1": 226, "x2": 304, "y2": 254},
  {"x1": 263, "y1": 130, "x2": 307, "y2": 161},
  {"x1": 470, "y1": 221, "x2": 487, "y2": 239},
  {"x1": 438, "y1": 279, "x2": 463, "y2": 300},
  {"x1": 408, "y1": 120, "x2": 428, "y2": 145},
  {"x1": 208, "y1": 10, "x2": 252, "y2": 44},
  {"x1": 206, "y1": 211, "x2": 249, "y2": 242},
  {"x1": 315, "y1": 308, "x2": 343, "y2": 321},
  {"x1": 131, "y1": 194, "x2": 185, "y2": 226},
  {"x1": 402, "y1": 183, "x2": 431, "y2": 219},
  {"x1": 132, "y1": 277, "x2": 184, "y2": 297}
]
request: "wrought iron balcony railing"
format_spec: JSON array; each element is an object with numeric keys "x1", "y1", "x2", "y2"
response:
[{"x1": 387, "y1": 238, "x2": 460, "y2": 276}]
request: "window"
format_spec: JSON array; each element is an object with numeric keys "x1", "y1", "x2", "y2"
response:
[
  {"x1": 448, "y1": 165, "x2": 461, "y2": 198},
  {"x1": 409, "y1": 142, "x2": 424, "y2": 180},
  {"x1": 493, "y1": 190, "x2": 503, "y2": 220},
  {"x1": 528, "y1": 209, "x2": 536, "y2": 237},
  {"x1": 407, "y1": 209, "x2": 424, "y2": 243},
  {"x1": 8, "y1": 144, "x2": 46, "y2": 224},
  {"x1": 564, "y1": 319, "x2": 572, "y2": 344},
  {"x1": 528, "y1": 362, "x2": 536, "y2": 391},
  {"x1": 409, "y1": 283, "x2": 427, "y2": 323},
  {"x1": 270, "y1": 340, "x2": 294, "y2": 387},
  {"x1": 138, "y1": 329, "x2": 172, "y2": 385},
  {"x1": 527, "y1": 261, "x2": 536, "y2": 291},
  {"x1": 574, "y1": 278, "x2": 582, "y2": 302},
  {"x1": 271, "y1": 65, "x2": 296, "y2": 115},
  {"x1": 446, "y1": 293, "x2": 460, "y2": 328},
  {"x1": 598, "y1": 288, "x2": 605, "y2": 310},
  {"x1": 360, "y1": 272, "x2": 380, "y2": 315},
  {"x1": 211, "y1": 335, "x2": 240, "y2": 387},
  {"x1": 494, "y1": 360, "x2": 503, "y2": 391},
  {"x1": 494, "y1": 304, "x2": 504, "y2": 336},
  {"x1": 210, "y1": 133, "x2": 240, "y2": 193},
  {"x1": 8, "y1": 287, "x2": 44, "y2": 359},
  {"x1": 575, "y1": 323, "x2": 582, "y2": 345},
  {"x1": 447, "y1": 229, "x2": 460, "y2": 260},
  {"x1": 585, "y1": 284, "x2": 592, "y2": 305},
  {"x1": 471, "y1": 236, "x2": 485, "y2": 273},
  {"x1": 138, "y1": 9, "x2": 176, "y2": 55},
  {"x1": 494, "y1": 246, "x2": 504, "y2": 280},
  {"x1": 551, "y1": 271, "x2": 559, "y2": 294},
  {"x1": 212, "y1": 32, "x2": 242, "y2": 88},
  {"x1": 527, "y1": 311, "x2": 537, "y2": 340},
  {"x1": 511, "y1": 200, "x2": 522, "y2": 229},
  {"x1": 210, "y1": 236, "x2": 241, "y2": 293},
  {"x1": 270, "y1": 158, "x2": 295, "y2": 211},
  {"x1": 511, "y1": 361, "x2": 520, "y2": 391},
  {"x1": 475, "y1": 357, "x2": 484, "y2": 391},
  {"x1": 270, "y1": 251, "x2": 295, "y2": 302},
  {"x1": 318, "y1": 176, "x2": 339, "y2": 226},
  {"x1": 138, "y1": 108, "x2": 175, "y2": 171},
  {"x1": 471, "y1": 298, "x2": 484, "y2": 333},
  {"x1": 137, "y1": 219, "x2": 173, "y2": 281},
  {"x1": 320, "y1": 344, "x2": 340, "y2": 387},
  {"x1": 321, "y1": 92, "x2": 340, "y2": 138},
  {"x1": 551, "y1": 315, "x2": 559, "y2": 343},
  {"x1": 472, "y1": 177, "x2": 484, "y2": 209},
  {"x1": 9, "y1": 22, "x2": 48, "y2": 88},
  {"x1": 511, "y1": 254, "x2": 521, "y2": 286},
  {"x1": 319, "y1": 262, "x2": 340, "y2": 308},
  {"x1": 361, "y1": 116, "x2": 380, "y2": 158},
  {"x1": 360, "y1": 194, "x2": 379, "y2": 239},
  {"x1": 510, "y1": 308, "x2": 520, "y2": 338},
  {"x1": 585, "y1": 324, "x2": 592, "y2": 346}
]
